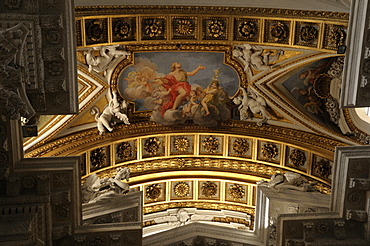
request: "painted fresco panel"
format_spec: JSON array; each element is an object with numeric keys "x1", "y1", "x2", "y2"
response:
[{"x1": 118, "y1": 52, "x2": 239, "y2": 126}]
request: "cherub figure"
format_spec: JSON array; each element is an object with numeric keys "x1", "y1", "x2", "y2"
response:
[
  {"x1": 233, "y1": 44, "x2": 283, "y2": 73},
  {"x1": 84, "y1": 45, "x2": 130, "y2": 76},
  {"x1": 201, "y1": 80, "x2": 220, "y2": 116},
  {"x1": 182, "y1": 90, "x2": 200, "y2": 117},
  {"x1": 91, "y1": 91, "x2": 130, "y2": 135},
  {"x1": 233, "y1": 86, "x2": 271, "y2": 126}
]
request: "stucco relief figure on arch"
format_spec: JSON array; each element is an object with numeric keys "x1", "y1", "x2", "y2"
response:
[
  {"x1": 118, "y1": 52, "x2": 238, "y2": 126},
  {"x1": 91, "y1": 90, "x2": 130, "y2": 135},
  {"x1": 233, "y1": 85, "x2": 272, "y2": 126},
  {"x1": 84, "y1": 45, "x2": 130, "y2": 77},
  {"x1": 233, "y1": 44, "x2": 284, "y2": 75}
]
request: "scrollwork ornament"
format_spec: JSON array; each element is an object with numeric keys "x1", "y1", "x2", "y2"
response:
[
  {"x1": 261, "y1": 143, "x2": 278, "y2": 159},
  {"x1": 143, "y1": 18, "x2": 163, "y2": 38},
  {"x1": 208, "y1": 20, "x2": 224, "y2": 38},
  {"x1": 201, "y1": 181, "x2": 218, "y2": 198},
  {"x1": 232, "y1": 138, "x2": 250, "y2": 155},
  {"x1": 270, "y1": 21, "x2": 288, "y2": 41},
  {"x1": 313, "y1": 159, "x2": 331, "y2": 179},
  {"x1": 146, "y1": 183, "x2": 162, "y2": 200},
  {"x1": 174, "y1": 182, "x2": 190, "y2": 197},
  {"x1": 174, "y1": 137, "x2": 190, "y2": 152},
  {"x1": 202, "y1": 136, "x2": 219, "y2": 154},
  {"x1": 300, "y1": 25, "x2": 318, "y2": 43},
  {"x1": 144, "y1": 137, "x2": 161, "y2": 155},
  {"x1": 116, "y1": 142, "x2": 133, "y2": 159},
  {"x1": 238, "y1": 21, "x2": 256, "y2": 38},
  {"x1": 175, "y1": 19, "x2": 194, "y2": 36},
  {"x1": 288, "y1": 149, "x2": 306, "y2": 167},
  {"x1": 228, "y1": 184, "x2": 245, "y2": 200}
]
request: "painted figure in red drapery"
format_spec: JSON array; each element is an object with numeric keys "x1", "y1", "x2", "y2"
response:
[{"x1": 159, "y1": 62, "x2": 205, "y2": 117}]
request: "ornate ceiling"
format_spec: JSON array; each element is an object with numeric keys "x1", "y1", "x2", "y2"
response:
[{"x1": 22, "y1": 3, "x2": 367, "y2": 235}]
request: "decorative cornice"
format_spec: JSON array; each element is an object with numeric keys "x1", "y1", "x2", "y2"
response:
[{"x1": 75, "y1": 5, "x2": 349, "y2": 21}]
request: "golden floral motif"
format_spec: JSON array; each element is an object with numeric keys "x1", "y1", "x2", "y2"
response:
[
  {"x1": 146, "y1": 183, "x2": 162, "y2": 200},
  {"x1": 300, "y1": 25, "x2": 318, "y2": 43},
  {"x1": 175, "y1": 19, "x2": 194, "y2": 36},
  {"x1": 261, "y1": 143, "x2": 278, "y2": 159},
  {"x1": 174, "y1": 182, "x2": 190, "y2": 197},
  {"x1": 288, "y1": 149, "x2": 306, "y2": 167},
  {"x1": 314, "y1": 159, "x2": 331, "y2": 179},
  {"x1": 143, "y1": 18, "x2": 163, "y2": 38},
  {"x1": 144, "y1": 137, "x2": 161, "y2": 155},
  {"x1": 238, "y1": 21, "x2": 257, "y2": 38},
  {"x1": 207, "y1": 20, "x2": 224, "y2": 38},
  {"x1": 201, "y1": 181, "x2": 218, "y2": 198},
  {"x1": 228, "y1": 184, "x2": 245, "y2": 200},
  {"x1": 116, "y1": 142, "x2": 133, "y2": 159},
  {"x1": 113, "y1": 19, "x2": 131, "y2": 39},
  {"x1": 202, "y1": 136, "x2": 219, "y2": 154},
  {"x1": 174, "y1": 137, "x2": 190, "y2": 152},
  {"x1": 270, "y1": 21, "x2": 288, "y2": 42},
  {"x1": 90, "y1": 147, "x2": 107, "y2": 170},
  {"x1": 233, "y1": 138, "x2": 250, "y2": 155},
  {"x1": 85, "y1": 19, "x2": 105, "y2": 42},
  {"x1": 328, "y1": 26, "x2": 346, "y2": 47}
]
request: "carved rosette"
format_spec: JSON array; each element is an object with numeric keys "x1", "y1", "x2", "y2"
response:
[
  {"x1": 315, "y1": 221, "x2": 330, "y2": 234},
  {"x1": 288, "y1": 149, "x2": 306, "y2": 167},
  {"x1": 238, "y1": 21, "x2": 257, "y2": 38},
  {"x1": 202, "y1": 136, "x2": 220, "y2": 154},
  {"x1": 174, "y1": 182, "x2": 190, "y2": 198},
  {"x1": 116, "y1": 142, "x2": 133, "y2": 160},
  {"x1": 142, "y1": 18, "x2": 165, "y2": 39},
  {"x1": 261, "y1": 143, "x2": 278, "y2": 160},
  {"x1": 300, "y1": 25, "x2": 318, "y2": 43},
  {"x1": 112, "y1": 18, "x2": 135, "y2": 41},
  {"x1": 270, "y1": 21, "x2": 288, "y2": 42},
  {"x1": 203, "y1": 18, "x2": 227, "y2": 40},
  {"x1": 313, "y1": 158, "x2": 332, "y2": 179},
  {"x1": 90, "y1": 147, "x2": 109, "y2": 171},
  {"x1": 173, "y1": 18, "x2": 195, "y2": 38},
  {"x1": 200, "y1": 181, "x2": 218, "y2": 198},
  {"x1": 228, "y1": 184, "x2": 245, "y2": 200},
  {"x1": 173, "y1": 137, "x2": 190, "y2": 152},
  {"x1": 232, "y1": 138, "x2": 250, "y2": 155},
  {"x1": 143, "y1": 137, "x2": 161, "y2": 156},
  {"x1": 85, "y1": 19, "x2": 108, "y2": 44},
  {"x1": 145, "y1": 183, "x2": 162, "y2": 200}
]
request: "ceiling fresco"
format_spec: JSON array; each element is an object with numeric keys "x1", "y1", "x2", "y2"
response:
[{"x1": 22, "y1": 4, "x2": 370, "y2": 236}]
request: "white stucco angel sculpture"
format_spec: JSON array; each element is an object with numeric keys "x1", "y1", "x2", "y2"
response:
[
  {"x1": 257, "y1": 172, "x2": 318, "y2": 192},
  {"x1": 81, "y1": 167, "x2": 130, "y2": 203},
  {"x1": 84, "y1": 45, "x2": 130, "y2": 77},
  {"x1": 91, "y1": 90, "x2": 130, "y2": 135},
  {"x1": 233, "y1": 86, "x2": 271, "y2": 126},
  {"x1": 233, "y1": 44, "x2": 283, "y2": 73}
]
